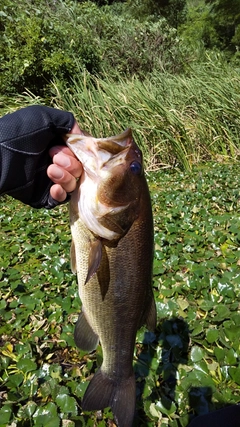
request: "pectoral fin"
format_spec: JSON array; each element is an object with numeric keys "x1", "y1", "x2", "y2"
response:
[
  {"x1": 74, "y1": 311, "x2": 99, "y2": 352},
  {"x1": 85, "y1": 239, "x2": 102, "y2": 284},
  {"x1": 96, "y1": 244, "x2": 110, "y2": 300}
]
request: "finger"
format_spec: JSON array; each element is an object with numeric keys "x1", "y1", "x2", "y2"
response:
[
  {"x1": 47, "y1": 164, "x2": 78, "y2": 193},
  {"x1": 50, "y1": 184, "x2": 67, "y2": 203},
  {"x1": 51, "y1": 151, "x2": 82, "y2": 178},
  {"x1": 49, "y1": 146, "x2": 76, "y2": 159}
]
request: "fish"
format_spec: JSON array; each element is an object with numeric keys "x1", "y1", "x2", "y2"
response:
[{"x1": 66, "y1": 128, "x2": 156, "y2": 427}]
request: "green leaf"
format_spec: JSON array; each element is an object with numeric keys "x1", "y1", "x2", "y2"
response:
[
  {"x1": 214, "y1": 347, "x2": 226, "y2": 363},
  {"x1": 154, "y1": 399, "x2": 177, "y2": 416},
  {"x1": 55, "y1": 394, "x2": 78, "y2": 416},
  {"x1": 49, "y1": 364, "x2": 62, "y2": 380},
  {"x1": 206, "y1": 328, "x2": 219, "y2": 343},
  {"x1": 0, "y1": 299, "x2": 7, "y2": 309},
  {"x1": 149, "y1": 402, "x2": 162, "y2": 419},
  {"x1": 229, "y1": 367, "x2": 240, "y2": 385},
  {"x1": 0, "y1": 404, "x2": 12, "y2": 424},
  {"x1": 17, "y1": 358, "x2": 37, "y2": 373},
  {"x1": 224, "y1": 326, "x2": 240, "y2": 341},
  {"x1": 17, "y1": 401, "x2": 37, "y2": 418},
  {"x1": 190, "y1": 346, "x2": 205, "y2": 362},
  {"x1": 6, "y1": 372, "x2": 24, "y2": 388},
  {"x1": 214, "y1": 304, "x2": 230, "y2": 321},
  {"x1": 191, "y1": 323, "x2": 204, "y2": 336},
  {"x1": 33, "y1": 402, "x2": 59, "y2": 426}
]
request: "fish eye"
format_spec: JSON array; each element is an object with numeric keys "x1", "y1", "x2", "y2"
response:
[{"x1": 130, "y1": 161, "x2": 142, "y2": 175}]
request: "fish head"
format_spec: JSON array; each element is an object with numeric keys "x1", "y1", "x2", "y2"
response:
[{"x1": 67, "y1": 128, "x2": 145, "y2": 241}]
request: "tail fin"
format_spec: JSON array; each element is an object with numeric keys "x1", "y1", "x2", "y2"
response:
[{"x1": 82, "y1": 369, "x2": 136, "y2": 427}]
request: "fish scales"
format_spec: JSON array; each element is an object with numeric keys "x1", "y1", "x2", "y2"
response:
[{"x1": 67, "y1": 128, "x2": 156, "y2": 427}]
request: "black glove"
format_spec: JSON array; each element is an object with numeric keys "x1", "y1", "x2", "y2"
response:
[{"x1": 0, "y1": 105, "x2": 75, "y2": 208}]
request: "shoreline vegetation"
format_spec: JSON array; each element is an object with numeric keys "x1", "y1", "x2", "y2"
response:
[{"x1": 1, "y1": 59, "x2": 240, "y2": 171}]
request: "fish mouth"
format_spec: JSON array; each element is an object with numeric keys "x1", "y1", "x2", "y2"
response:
[
  {"x1": 96, "y1": 128, "x2": 133, "y2": 154},
  {"x1": 66, "y1": 128, "x2": 141, "y2": 176}
]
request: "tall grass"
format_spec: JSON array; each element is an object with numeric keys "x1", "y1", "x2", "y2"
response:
[
  {"x1": 51, "y1": 59, "x2": 240, "y2": 170},
  {"x1": 2, "y1": 58, "x2": 239, "y2": 170}
]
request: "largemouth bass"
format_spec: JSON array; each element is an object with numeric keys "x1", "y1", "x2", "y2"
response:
[{"x1": 66, "y1": 128, "x2": 156, "y2": 427}]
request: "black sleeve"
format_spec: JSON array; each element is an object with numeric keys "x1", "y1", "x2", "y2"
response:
[{"x1": 0, "y1": 105, "x2": 75, "y2": 209}]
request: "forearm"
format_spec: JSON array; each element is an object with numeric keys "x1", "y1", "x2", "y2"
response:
[{"x1": 0, "y1": 105, "x2": 75, "y2": 208}]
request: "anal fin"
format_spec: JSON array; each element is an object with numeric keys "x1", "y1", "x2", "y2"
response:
[{"x1": 74, "y1": 311, "x2": 99, "y2": 352}]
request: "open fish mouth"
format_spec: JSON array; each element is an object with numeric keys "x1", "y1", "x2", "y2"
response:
[{"x1": 66, "y1": 128, "x2": 142, "y2": 178}]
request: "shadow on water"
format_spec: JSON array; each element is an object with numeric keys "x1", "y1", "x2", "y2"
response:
[{"x1": 133, "y1": 317, "x2": 240, "y2": 427}]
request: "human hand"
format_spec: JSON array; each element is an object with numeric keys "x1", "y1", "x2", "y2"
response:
[{"x1": 47, "y1": 121, "x2": 83, "y2": 203}]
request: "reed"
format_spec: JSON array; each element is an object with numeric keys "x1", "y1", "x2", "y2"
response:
[
  {"x1": 2, "y1": 58, "x2": 239, "y2": 170},
  {"x1": 51, "y1": 60, "x2": 239, "y2": 170}
]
